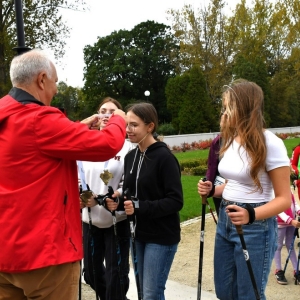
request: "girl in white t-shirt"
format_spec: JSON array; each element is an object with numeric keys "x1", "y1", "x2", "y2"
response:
[
  {"x1": 80, "y1": 97, "x2": 134, "y2": 300},
  {"x1": 198, "y1": 79, "x2": 291, "y2": 300}
]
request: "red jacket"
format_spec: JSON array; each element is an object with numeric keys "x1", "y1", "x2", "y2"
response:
[{"x1": 0, "y1": 89, "x2": 126, "y2": 272}]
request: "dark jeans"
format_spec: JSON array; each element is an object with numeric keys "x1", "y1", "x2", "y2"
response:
[
  {"x1": 215, "y1": 200, "x2": 276, "y2": 300},
  {"x1": 83, "y1": 220, "x2": 130, "y2": 300}
]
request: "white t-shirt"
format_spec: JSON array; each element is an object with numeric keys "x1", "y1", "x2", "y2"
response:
[
  {"x1": 219, "y1": 130, "x2": 289, "y2": 203},
  {"x1": 81, "y1": 140, "x2": 135, "y2": 228}
]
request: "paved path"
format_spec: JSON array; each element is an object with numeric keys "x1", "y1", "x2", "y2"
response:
[
  {"x1": 81, "y1": 267, "x2": 217, "y2": 300},
  {"x1": 126, "y1": 267, "x2": 217, "y2": 299}
]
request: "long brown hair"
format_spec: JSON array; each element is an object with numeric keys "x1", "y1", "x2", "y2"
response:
[{"x1": 220, "y1": 79, "x2": 266, "y2": 192}]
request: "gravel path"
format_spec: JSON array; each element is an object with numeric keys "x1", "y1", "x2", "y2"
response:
[{"x1": 80, "y1": 189, "x2": 300, "y2": 299}]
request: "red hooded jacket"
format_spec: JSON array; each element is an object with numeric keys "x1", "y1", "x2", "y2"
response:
[{"x1": 0, "y1": 88, "x2": 126, "y2": 272}]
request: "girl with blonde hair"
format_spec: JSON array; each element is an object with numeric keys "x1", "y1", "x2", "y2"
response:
[{"x1": 198, "y1": 79, "x2": 291, "y2": 300}]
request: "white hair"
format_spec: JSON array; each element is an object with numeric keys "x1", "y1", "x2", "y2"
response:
[{"x1": 10, "y1": 49, "x2": 54, "y2": 86}]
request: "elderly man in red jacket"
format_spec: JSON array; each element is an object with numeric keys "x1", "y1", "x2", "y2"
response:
[{"x1": 0, "y1": 49, "x2": 126, "y2": 299}]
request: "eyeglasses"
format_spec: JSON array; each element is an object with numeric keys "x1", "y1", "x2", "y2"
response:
[
  {"x1": 98, "y1": 113, "x2": 112, "y2": 119},
  {"x1": 126, "y1": 123, "x2": 138, "y2": 131},
  {"x1": 126, "y1": 122, "x2": 150, "y2": 131}
]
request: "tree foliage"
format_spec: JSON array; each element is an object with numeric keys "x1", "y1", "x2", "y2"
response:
[
  {"x1": 168, "y1": 0, "x2": 300, "y2": 128},
  {"x1": 4, "y1": 0, "x2": 299, "y2": 130},
  {"x1": 0, "y1": 0, "x2": 87, "y2": 96},
  {"x1": 165, "y1": 73, "x2": 190, "y2": 133},
  {"x1": 83, "y1": 20, "x2": 179, "y2": 122},
  {"x1": 232, "y1": 54, "x2": 271, "y2": 125},
  {"x1": 168, "y1": 0, "x2": 235, "y2": 103},
  {"x1": 166, "y1": 66, "x2": 217, "y2": 134},
  {"x1": 52, "y1": 81, "x2": 86, "y2": 121}
]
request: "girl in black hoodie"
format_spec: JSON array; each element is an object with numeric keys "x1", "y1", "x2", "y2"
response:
[{"x1": 109, "y1": 102, "x2": 183, "y2": 299}]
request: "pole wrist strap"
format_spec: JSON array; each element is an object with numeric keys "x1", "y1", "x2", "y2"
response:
[{"x1": 245, "y1": 203, "x2": 256, "y2": 225}]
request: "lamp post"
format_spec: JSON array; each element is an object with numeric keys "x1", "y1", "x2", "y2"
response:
[
  {"x1": 144, "y1": 90, "x2": 150, "y2": 101},
  {"x1": 13, "y1": 0, "x2": 31, "y2": 55}
]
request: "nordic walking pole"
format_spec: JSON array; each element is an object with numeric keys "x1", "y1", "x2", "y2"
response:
[
  {"x1": 79, "y1": 211, "x2": 82, "y2": 300},
  {"x1": 283, "y1": 226, "x2": 299, "y2": 274},
  {"x1": 295, "y1": 241, "x2": 300, "y2": 285},
  {"x1": 78, "y1": 161, "x2": 98, "y2": 300},
  {"x1": 86, "y1": 202, "x2": 99, "y2": 300},
  {"x1": 124, "y1": 188, "x2": 142, "y2": 300},
  {"x1": 197, "y1": 177, "x2": 208, "y2": 300},
  {"x1": 229, "y1": 209, "x2": 260, "y2": 300},
  {"x1": 107, "y1": 186, "x2": 126, "y2": 300},
  {"x1": 79, "y1": 261, "x2": 82, "y2": 300},
  {"x1": 295, "y1": 217, "x2": 300, "y2": 285},
  {"x1": 78, "y1": 184, "x2": 83, "y2": 300},
  {"x1": 112, "y1": 212, "x2": 125, "y2": 300}
]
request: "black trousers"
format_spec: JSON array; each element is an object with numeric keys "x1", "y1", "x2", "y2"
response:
[{"x1": 83, "y1": 220, "x2": 130, "y2": 300}]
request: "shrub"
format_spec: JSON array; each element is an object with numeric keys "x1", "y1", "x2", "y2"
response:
[
  {"x1": 157, "y1": 123, "x2": 177, "y2": 135},
  {"x1": 179, "y1": 159, "x2": 207, "y2": 171},
  {"x1": 172, "y1": 145, "x2": 181, "y2": 151},
  {"x1": 181, "y1": 166, "x2": 207, "y2": 176},
  {"x1": 190, "y1": 165, "x2": 207, "y2": 176}
]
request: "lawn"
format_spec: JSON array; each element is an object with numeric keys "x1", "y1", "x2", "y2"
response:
[
  {"x1": 175, "y1": 137, "x2": 300, "y2": 222},
  {"x1": 283, "y1": 138, "x2": 300, "y2": 158}
]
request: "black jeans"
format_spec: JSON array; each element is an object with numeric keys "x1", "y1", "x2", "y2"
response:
[{"x1": 83, "y1": 220, "x2": 130, "y2": 300}]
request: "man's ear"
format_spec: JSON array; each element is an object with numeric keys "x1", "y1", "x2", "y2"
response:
[{"x1": 37, "y1": 72, "x2": 46, "y2": 90}]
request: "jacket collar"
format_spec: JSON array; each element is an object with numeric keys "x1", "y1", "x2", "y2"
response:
[{"x1": 9, "y1": 87, "x2": 45, "y2": 106}]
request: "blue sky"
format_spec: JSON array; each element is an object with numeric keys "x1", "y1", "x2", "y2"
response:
[{"x1": 54, "y1": 0, "x2": 240, "y2": 87}]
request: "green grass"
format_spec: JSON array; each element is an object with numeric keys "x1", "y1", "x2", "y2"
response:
[
  {"x1": 174, "y1": 149, "x2": 209, "y2": 161},
  {"x1": 175, "y1": 137, "x2": 300, "y2": 222},
  {"x1": 179, "y1": 175, "x2": 215, "y2": 222},
  {"x1": 283, "y1": 138, "x2": 300, "y2": 157}
]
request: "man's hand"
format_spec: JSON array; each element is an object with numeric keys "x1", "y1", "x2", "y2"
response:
[
  {"x1": 113, "y1": 109, "x2": 126, "y2": 123},
  {"x1": 80, "y1": 114, "x2": 100, "y2": 129}
]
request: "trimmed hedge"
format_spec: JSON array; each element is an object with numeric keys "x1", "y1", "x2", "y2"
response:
[
  {"x1": 178, "y1": 158, "x2": 207, "y2": 176},
  {"x1": 190, "y1": 166, "x2": 207, "y2": 176},
  {"x1": 179, "y1": 158, "x2": 207, "y2": 171}
]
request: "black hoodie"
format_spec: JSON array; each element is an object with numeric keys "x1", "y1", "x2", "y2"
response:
[{"x1": 123, "y1": 141, "x2": 183, "y2": 245}]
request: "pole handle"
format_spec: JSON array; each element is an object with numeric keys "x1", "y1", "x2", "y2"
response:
[
  {"x1": 235, "y1": 224, "x2": 243, "y2": 235},
  {"x1": 201, "y1": 177, "x2": 208, "y2": 204}
]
